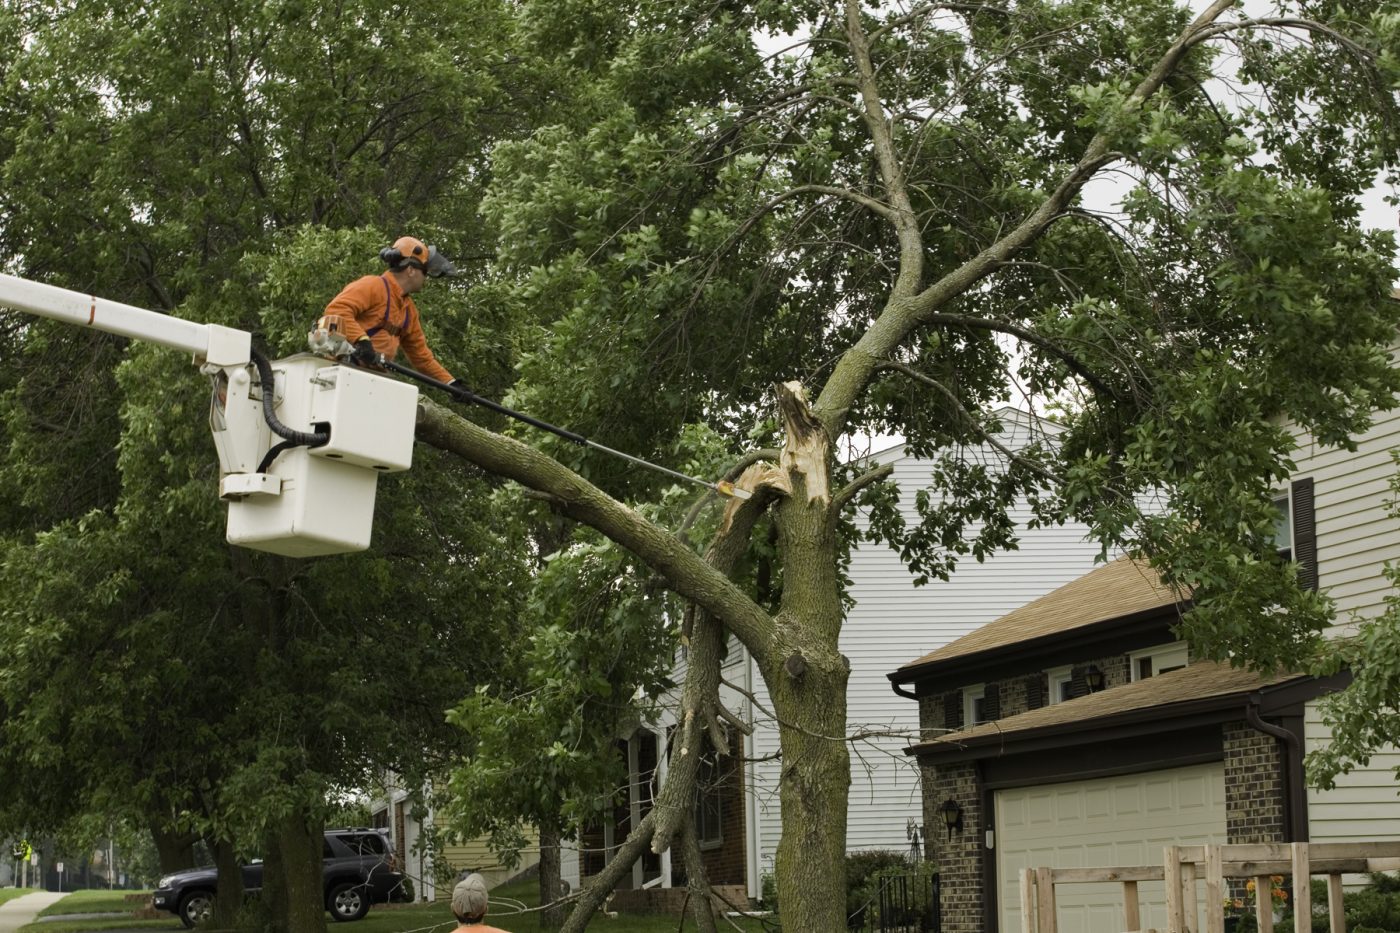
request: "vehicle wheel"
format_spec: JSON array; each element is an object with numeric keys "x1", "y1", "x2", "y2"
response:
[
  {"x1": 177, "y1": 890, "x2": 215, "y2": 929},
  {"x1": 326, "y1": 881, "x2": 371, "y2": 923}
]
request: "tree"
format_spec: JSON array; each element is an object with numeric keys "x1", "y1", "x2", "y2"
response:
[
  {"x1": 0, "y1": 1, "x2": 541, "y2": 928},
  {"x1": 417, "y1": 0, "x2": 1400, "y2": 929}
]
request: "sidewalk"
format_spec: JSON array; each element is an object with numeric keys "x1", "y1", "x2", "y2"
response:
[{"x1": 0, "y1": 892, "x2": 67, "y2": 933}]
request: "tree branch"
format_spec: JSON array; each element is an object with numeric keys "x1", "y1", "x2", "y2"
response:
[
  {"x1": 679, "y1": 448, "x2": 781, "y2": 539},
  {"x1": 558, "y1": 811, "x2": 657, "y2": 933},
  {"x1": 813, "y1": 0, "x2": 1239, "y2": 436},
  {"x1": 918, "y1": 313, "x2": 1119, "y2": 401},
  {"x1": 874, "y1": 360, "x2": 1066, "y2": 486},
  {"x1": 414, "y1": 399, "x2": 778, "y2": 652},
  {"x1": 832, "y1": 463, "x2": 894, "y2": 514},
  {"x1": 868, "y1": 1, "x2": 1011, "y2": 43},
  {"x1": 678, "y1": 819, "x2": 721, "y2": 933},
  {"x1": 845, "y1": 0, "x2": 925, "y2": 299}
]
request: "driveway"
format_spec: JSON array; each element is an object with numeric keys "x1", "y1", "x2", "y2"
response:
[{"x1": 0, "y1": 892, "x2": 67, "y2": 933}]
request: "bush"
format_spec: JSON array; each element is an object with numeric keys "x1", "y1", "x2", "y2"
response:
[
  {"x1": 1272, "y1": 872, "x2": 1400, "y2": 932},
  {"x1": 845, "y1": 851, "x2": 912, "y2": 924}
]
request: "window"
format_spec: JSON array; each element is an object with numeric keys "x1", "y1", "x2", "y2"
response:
[
  {"x1": 1271, "y1": 478, "x2": 1317, "y2": 590},
  {"x1": 963, "y1": 685, "x2": 987, "y2": 725},
  {"x1": 1271, "y1": 494, "x2": 1292, "y2": 559},
  {"x1": 1047, "y1": 667, "x2": 1074, "y2": 704},
  {"x1": 1129, "y1": 642, "x2": 1188, "y2": 681},
  {"x1": 693, "y1": 755, "x2": 724, "y2": 849}
]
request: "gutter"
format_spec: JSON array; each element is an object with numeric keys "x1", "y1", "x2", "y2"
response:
[{"x1": 1247, "y1": 694, "x2": 1308, "y2": 842}]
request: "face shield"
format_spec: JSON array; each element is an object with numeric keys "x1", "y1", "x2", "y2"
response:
[{"x1": 424, "y1": 246, "x2": 456, "y2": 278}]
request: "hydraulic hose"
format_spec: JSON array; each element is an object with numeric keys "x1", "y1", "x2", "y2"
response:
[{"x1": 250, "y1": 348, "x2": 329, "y2": 471}]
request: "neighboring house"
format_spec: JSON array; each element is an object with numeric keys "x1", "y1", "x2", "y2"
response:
[
  {"x1": 890, "y1": 395, "x2": 1400, "y2": 933},
  {"x1": 370, "y1": 782, "x2": 540, "y2": 901},
  {"x1": 572, "y1": 408, "x2": 1110, "y2": 903}
]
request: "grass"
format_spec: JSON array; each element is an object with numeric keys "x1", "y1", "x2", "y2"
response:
[
  {"x1": 18, "y1": 889, "x2": 182, "y2": 933},
  {"x1": 13, "y1": 879, "x2": 777, "y2": 932},
  {"x1": 0, "y1": 888, "x2": 39, "y2": 907},
  {"x1": 37, "y1": 889, "x2": 158, "y2": 916}
]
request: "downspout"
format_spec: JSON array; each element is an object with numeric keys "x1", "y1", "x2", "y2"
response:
[{"x1": 1247, "y1": 695, "x2": 1308, "y2": 842}]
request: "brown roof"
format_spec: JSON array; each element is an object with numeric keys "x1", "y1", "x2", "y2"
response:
[
  {"x1": 896, "y1": 556, "x2": 1185, "y2": 672},
  {"x1": 908, "y1": 660, "x2": 1305, "y2": 754}
]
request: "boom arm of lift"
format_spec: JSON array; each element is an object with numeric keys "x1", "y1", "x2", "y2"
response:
[{"x1": 0, "y1": 273, "x2": 418, "y2": 557}]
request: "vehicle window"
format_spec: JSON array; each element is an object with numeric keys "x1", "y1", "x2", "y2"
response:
[
  {"x1": 323, "y1": 838, "x2": 335, "y2": 859},
  {"x1": 337, "y1": 833, "x2": 386, "y2": 856}
]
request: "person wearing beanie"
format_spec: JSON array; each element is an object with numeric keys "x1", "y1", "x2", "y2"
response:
[{"x1": 450, "y1": 873, "x2": 512, "y2": 932}]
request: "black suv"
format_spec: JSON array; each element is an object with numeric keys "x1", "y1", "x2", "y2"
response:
[{"x1": 152, "y1": 828, "x2": 408, "y2": 928}]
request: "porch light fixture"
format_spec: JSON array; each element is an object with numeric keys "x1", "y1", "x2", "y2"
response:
[
  {"x1": 1085, "y1": 665, "x2": 1105, "y2": 693},
  {"x1": 938, "y1": 798, "x2": 963, "y2": 838}
]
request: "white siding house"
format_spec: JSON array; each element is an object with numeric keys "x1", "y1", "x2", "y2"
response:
[
  {"x1": 575, "y1": 408, "x2": 1111, "y2": 899},
  {"x1": 745, "y1": 416, "x2": 1108, "y2": 891}
]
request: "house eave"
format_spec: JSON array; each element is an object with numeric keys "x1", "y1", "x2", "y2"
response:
[
  {"x1": 904, "y1": 670, "x2": 1338, "y2": 764},
  {"x1": 889, "y1": 601, "x2": 1189, "y2": 695}
]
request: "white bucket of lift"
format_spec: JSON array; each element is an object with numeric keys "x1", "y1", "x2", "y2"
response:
[{"x1": 220, "y1": 355, "x2": 418, "y2": 557}]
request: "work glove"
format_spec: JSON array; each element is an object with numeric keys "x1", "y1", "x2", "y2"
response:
[
  {"x1": 350, "y1": 339, "x2": 380, "y2": 367},
  {"x1": 447, "y1": 379, "x2": 472, "y2": 399}
]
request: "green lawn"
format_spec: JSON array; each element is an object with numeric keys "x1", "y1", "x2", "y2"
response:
[
  {"x1": 37, "y1": 889, "x2": 159, "y2": 917},
  {"x1": 0, "y1": 888, "x2": 39, "y2": 907},
  {"x1": 15, "y1": 879, "x2": 777, "y2": 932},
  {"x1": 19, "y1": 889, "x2": 182, "y2": 933}
]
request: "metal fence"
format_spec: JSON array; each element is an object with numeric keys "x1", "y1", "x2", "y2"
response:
[{"x1": 849, "y1": 869, "x2": 941, "y2": 932}]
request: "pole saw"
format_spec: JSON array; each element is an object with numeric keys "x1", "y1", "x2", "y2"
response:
[{"x1": 375, "y1": 356, "x2": 752, "y2": 501}]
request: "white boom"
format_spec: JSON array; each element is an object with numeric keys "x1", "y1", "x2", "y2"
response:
[
  {"x1": 0, "y1": 273, "x2": 418, "y2": 557},
  {"x1": 0, "y1": 273, "x2": 251, "y2": 368}
]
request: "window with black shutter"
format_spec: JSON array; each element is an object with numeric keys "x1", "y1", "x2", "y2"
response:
[
  {"x1": 1026, "y1": 674, "x2": 1044, "y2": 710},
  {"x1": 1292, "y1": 477, "x2": 1318, "y2": 591},
  {"x1": 982, "y1": 683, "x2": 1001, "y2": 721},
  {"x1": 943, "y1": 691, "x2": 963, "y2": 730}
]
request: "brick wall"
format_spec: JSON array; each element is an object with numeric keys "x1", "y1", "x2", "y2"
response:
[
  {"x1": 1223, "y1": 720, "x2": 1286, "y2": 843},
  {"x1": 698, "y1": 735, "x2": 746, "y2": 886},
  {"x1": 922, "y1": 762, "x2": 983, "y2": 933}
]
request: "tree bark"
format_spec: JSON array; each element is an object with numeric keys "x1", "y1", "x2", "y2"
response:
[
  {"x1": 678, "y1": 819, "x2": 720, "y2": 933},
  {"x1": 149, "y1": 822, "x2": 196, "y2": 873},
  {"x1": 766, "y1": 380, "x2": 853, "y2": 932},
  {"x1": 559, "y1": 811, "x2": 657, "y2": 933},
  {"x1": 210, "y1": 836, "x2": 245, "y2": 929},
  {"x1": 538, "y1": 824, "x2": 565, "y2": 930},
  {"x1": 269, "y1": 809, "x2": 327, "y2": 933}
]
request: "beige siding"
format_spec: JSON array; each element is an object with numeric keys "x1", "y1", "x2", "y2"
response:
[
  {"x1": 1295, "y1": 346, "x2": 1400, "y2": 850},
  {"x1": 433, "y1": 831, "x2": 539, "y2": 896},
  {"x1": 1291, "y1": 402, "x2": 1400, "y2": 627},
  {"x1": 1305, "y1": 700, "x2": 1400, "y2": 847}
]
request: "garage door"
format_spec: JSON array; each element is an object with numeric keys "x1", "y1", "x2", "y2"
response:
[{"x1": 996, "y1": 763, "x2": 1226, "y2": 933}]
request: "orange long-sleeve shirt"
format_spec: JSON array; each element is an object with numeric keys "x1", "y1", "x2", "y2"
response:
[{"x1": 323, "y1": 273, "x2": 454, "y2": 384}]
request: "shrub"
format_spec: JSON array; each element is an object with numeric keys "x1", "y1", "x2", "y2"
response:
[
  {"x1": 1272, "y1": 872, "x2": 1400, "y2": 933},
  {"x1": 846, "y1": 850, "x2": 909, "y2": 925}
]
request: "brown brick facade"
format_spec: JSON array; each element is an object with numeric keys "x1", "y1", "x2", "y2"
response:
[
  {"x1": 1223, "y1": 720, "x2": 1286, "y2": 844},
  {"x1": 915, "y1": 650, "x2": 1302, "y2": 933},
  {"x1": 923, "y1": 762, "x2": 983, "y2": 933}
]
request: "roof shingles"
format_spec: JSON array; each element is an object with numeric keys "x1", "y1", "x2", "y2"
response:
[{"x1": 897, "y1": 556, "x2": 1185, "y2": 672}]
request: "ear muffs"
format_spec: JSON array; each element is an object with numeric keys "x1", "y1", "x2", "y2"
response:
[{"x1": 382, "y1": 237, "x2": 431, "y2": 271}]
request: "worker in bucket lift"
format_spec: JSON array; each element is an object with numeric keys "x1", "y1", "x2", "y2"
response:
[{"x1": 317, "y1": 236, "x2": 460, "y2": 386}]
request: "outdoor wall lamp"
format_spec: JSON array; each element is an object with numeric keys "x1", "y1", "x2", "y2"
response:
[
  {"x1": 938, "y1": 798, "x2": 963, "y2": 838},
  {"x1": 1085, "y1": 664, "x2": 1105, "y2": 693}
]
